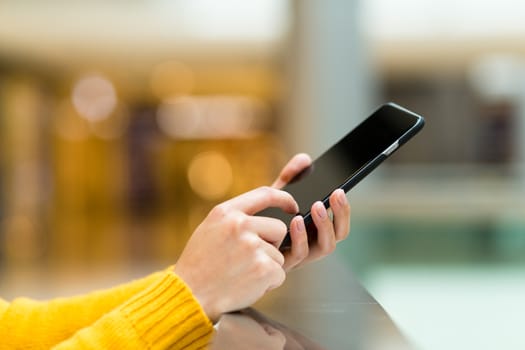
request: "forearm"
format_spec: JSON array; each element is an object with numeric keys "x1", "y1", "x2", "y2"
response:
[
  {"x1": 52, "y1": 271, "x2": 213, "y2": 350},
  {"x1": 0, "y1": 270, "x2": 164, "y2": 349}
]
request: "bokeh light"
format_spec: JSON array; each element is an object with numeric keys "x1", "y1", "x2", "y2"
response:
[
  {"x1": 156, "y1": 95, "x2": 270, "y2": 139},
  {"x1": 468, "y1": 54, "x2": 525, "y2": 101},
  {"x1": 156, "y1": 96, "x2": 202, "y2": 138},
  {"x1": 71, "y1": 74, "x2": 117, "y2": 122},
  {"x1": 187, "y1": 151, "x2": 233, "y2": 201}
]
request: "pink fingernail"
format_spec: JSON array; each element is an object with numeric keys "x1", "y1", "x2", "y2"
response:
[
  {"x1": 337, "y1": 190, "x2": 346, "y2": 206},
  {"x1": 316, "y1": 203, "x2": 327, "y2": 219},
  {"x1": 296, "y1": 217, "x2": 305, "y2": 232}
]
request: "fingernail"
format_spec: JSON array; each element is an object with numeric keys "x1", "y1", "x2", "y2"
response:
[
  {"x1": 337, "y1": 190, "x2": 346, "y2": 206},
  {"x1": 316, "y1": 203, "x2": 327, "y2": 220},
  {"x1": 295, "y1": 216, "x2": 305, "y2": 232}
]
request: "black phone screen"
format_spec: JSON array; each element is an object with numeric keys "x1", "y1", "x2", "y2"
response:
[{"x1": 258, "y1": 103, "x2": 424, "y2": 249}]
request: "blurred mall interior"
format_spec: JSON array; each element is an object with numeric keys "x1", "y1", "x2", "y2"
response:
[{"x1": 1, "y1": 1, "x2": 525, "y2": 349}]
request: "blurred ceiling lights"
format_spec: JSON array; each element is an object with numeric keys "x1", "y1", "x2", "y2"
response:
[
  {"x1": 362, "y1": 0, "x2": 525, "y2": 74},
  {"x1": 0, "y1": 0, "x2": 290, "y2": 66},
  {"x1": 72, "y1": 74, "x2": 117, "y2": 122},
  {"x1": 156, "y1": 95, "x2": 270, "y2": 139},
  {"x1": 468, "y1": 54, "x2": 525, "y2": 101},
  {"x1": 53, "y1": 73, "x2": 127, "y2": 141},
  {"x1": 363, "y1": 0, "x2": 525, "y2": 40}
]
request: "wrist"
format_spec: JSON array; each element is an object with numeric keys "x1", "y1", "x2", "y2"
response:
[
  {"x1": 173, "y1": 265, "x2": 221, "y2": 323},
  {"x1": 197, "y1": 294, "x2": 221, "y2": 323}
]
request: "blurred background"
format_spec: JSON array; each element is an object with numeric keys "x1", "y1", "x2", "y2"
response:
[{"x1": 1, "y1": 0, "x2": 525, "y2": 349}]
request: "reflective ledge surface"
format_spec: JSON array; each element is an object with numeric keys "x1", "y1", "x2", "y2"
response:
[{"x1": 211, "y1": 255, "x2": 413, "y2": 350}]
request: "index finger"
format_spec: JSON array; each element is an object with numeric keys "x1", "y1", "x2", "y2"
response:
[
  {"x1": 272, "y1": 153, "x2": 312, "y2": 189},
  {"x1": 225, "y1": 186, "x2": 299, "y2": 215}
]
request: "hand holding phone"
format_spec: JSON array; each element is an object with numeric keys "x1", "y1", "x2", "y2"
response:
[{"x1": 259, "y1": 102, "x2": 425, "y2": 251}]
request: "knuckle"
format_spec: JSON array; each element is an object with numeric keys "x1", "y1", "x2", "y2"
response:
[
  {"x1": 276, "y1": 252, "x2": 285, "y2": 266},
  {"x1": 296, "y1": 246, "x2": 309, "y2": 260},
  {"x1": 345, "y1": 221, "x2": 351, "y2": 234},
  {"x1": 253, "y1": 256, "x2": 270, "y2": 277},
  {"x1": 240, "y1": 234, "x2": 259, "y2": 251},
  {"x1": 226, "y1": 212, "x2": 245, "y2": 233},
  {"x1": 321, "y1": 240, "x2": 336, "y2": 255},
  {"x1": 328, "y1": 240, "x2": 337, "y2": 253},
  {"x1": 343, "y1": 201, "x2": 351, "y2": 213},
  {"x1": 261, "y1": 185, "x2": 272, "y2": 192},
  {"x1": 342, "y1": 219, "x2": 351, "y2": 238},
  {"x1": 275, "y1": 268, "x2": 286, "y2": 287},
  {"x1": 212, "y1": 203, "x2": 228, "y2": 218},
  {"x1": 260, "y1": 185, "x2": 274, "y2": 198},
  {"x1": 339, "y1": 228, "x2": 350, "y2": 241},
  {"x1": 339, "y1": 198, "x2": 350, "y2": 213}
]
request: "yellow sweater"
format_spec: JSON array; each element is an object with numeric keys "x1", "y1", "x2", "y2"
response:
[{"x1": 0, "y1": 270, "x2": 214, "y2": 349}]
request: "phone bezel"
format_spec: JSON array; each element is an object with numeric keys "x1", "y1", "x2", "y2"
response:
[{"x1": 278, "y1": 102, "x2": 425, "y2": 250}]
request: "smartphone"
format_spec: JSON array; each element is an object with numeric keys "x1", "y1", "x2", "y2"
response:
[{"x1": 257, "y1": 102, "x2": 425, "y2": 250}]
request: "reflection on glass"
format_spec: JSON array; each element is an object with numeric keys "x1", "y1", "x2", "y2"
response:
[{"x1": 211, "y1": 308, "x2": 325, "y2": 350}]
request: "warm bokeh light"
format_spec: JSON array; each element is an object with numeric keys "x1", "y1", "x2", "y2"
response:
[
  {"x1": 72, "y1": 74, "x2": 117, "y2": 122},
  {"x1": 156, "y1": 96, "x2": 202, "y2": 138},
  {"x1": 156, "y1": 95, "x2": 270, "y2": 139},
  {"x1": 187, "y1": 151, "x2": 233, "y2": 201}
]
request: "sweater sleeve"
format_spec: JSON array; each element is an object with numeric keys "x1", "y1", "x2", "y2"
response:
[
  {"x1": 0, "y1": 270, "x2": 164, "y2": 349},
  {"x1": 52, "y1": 271, "x2": 214, "y2": 350}
]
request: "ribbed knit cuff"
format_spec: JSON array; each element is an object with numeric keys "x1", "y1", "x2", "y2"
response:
[{"x1": 121, "y1": 271, "x2": 214, "y2": 350}]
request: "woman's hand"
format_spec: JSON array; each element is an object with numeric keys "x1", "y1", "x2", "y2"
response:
[
  {"x1": 174, "y1": 187, "x2": 298, "y2": 322},
  {"x1": 175, "y1": 153, "x2": 350, "y2": 322},
  {"x1": 271, "y1": 153, "x2": 351, "y2": 271}
]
